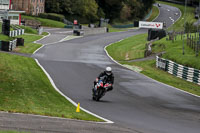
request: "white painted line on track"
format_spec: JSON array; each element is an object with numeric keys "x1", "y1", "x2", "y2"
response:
[
  {"x1": 34, "y1": 31, "x2": 51, "y2": 44},
  {"x1": 32, "y1": 32, "x2": 114, "y2": 124},
  {"x1": 104, "y1": 40, "x2": 200, "y2": 99},
  {"x1": 33, "y1": 45, "x2": 45, "y2": 55},
  {"x1": 59, "y1": 36, "x2": 69, "y2": 42},
  {"x1": 33, "y1": 32, "x2": 51, "y2": 54},
  {"x1": 59, "y1": 35, "x2": 83, "y2": 42},
  {"x1": 35, "y1": 59, "x2": 114, "y2": 124}
]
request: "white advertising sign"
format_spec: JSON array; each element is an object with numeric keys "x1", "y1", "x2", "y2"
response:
[{"x1": 139, "y1": 21, "x2": 163, "y2": 29}]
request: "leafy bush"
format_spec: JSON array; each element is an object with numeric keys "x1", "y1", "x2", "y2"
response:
[
  {"x1": 38, "y1": 13, "x2": 64, "y2": 22},
  {"x1": 19, "y1": 25, "x2": 38, "y2": 34},
  {"x1": 22, "y1": 15, "x2": 66, "y2": 28}
]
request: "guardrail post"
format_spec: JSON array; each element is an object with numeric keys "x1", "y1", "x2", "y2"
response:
[
  {"x1": 22, "y1": 29, "x2": 24, "y2": 35},
  {"x1": 18, "y1": 29, "x2": 21, "y2": 36}
]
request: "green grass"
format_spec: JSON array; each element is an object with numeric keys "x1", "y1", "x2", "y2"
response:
[
  {"x1": 108, "y1": 28, "x2": 127, "y2": 32},
  {"x1": 122, "y1": 60, "x2": 200, "y2": 96},
  {"x1": 147, "y1": 6, "x2": 159, "y2": 21},
  {"x1": 0, "y1": 27, "x2": 102, "y2": 122},
  {"x1": 0, "y1": 50, "x2": 102, "y2": 122},
  {"x1": 153, "y1": 34, "x2": 200, "y2": 69},
  {"x1": 106, "y1": 34, "x2": 147, "y2": 60},
  {"x1": 106, "y1": 24, "x2": 126, "y2": 32},
  {"x1": 106, "y1": 33, "x2": 200, "y2": 96},
  {"x1": 42, "y1": 32, "x2": 49, "y2": 36},
  {"x1": 106, "y1": 1, "x2": 200, "y2": 96},
  {"x1": 157, "y1": 1, "x2": 196, "y2": 31},
  {"x1": 20, "y1": 25, "x2": 38, "y2": 34},
  {"x1": 0, "y1": 34, "x2": 14, "y2": 41},
  {"x1": 13, "y1": 34, "x2": 42, "y2": 54},
  {"x1": 22, "y1": 15, "x2": 66, "y2": 28}
]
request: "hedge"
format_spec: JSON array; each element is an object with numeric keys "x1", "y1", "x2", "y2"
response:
[{"x1": 38, "y1": 13, "x2": 65, "y2": 22}]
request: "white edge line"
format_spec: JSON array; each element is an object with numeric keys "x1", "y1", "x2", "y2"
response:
[
  {"x1": 32, "y1": 33, "x2": 113, "y2": 124},
  {"x1": 104, "y1": 40, "x2": 200, "y2": 99},
  {"x1": 34, "y1": 31, "x2": 51, "y2": 44},
  {"x1": 32, "y1": 32, "x2": 51, "y2": 55},
  {"x1": 33, "y1": 45, "x2": 44, "y2": 55},
  {"x1": 1, "y1": 31, "x2": 114, "y2": 123},
  {"x1": 35, "y1": 59, "x2": 114, "y2": 124},
  {"x1": 59, "y1": 36, "x2": 69, "y2": 42}
]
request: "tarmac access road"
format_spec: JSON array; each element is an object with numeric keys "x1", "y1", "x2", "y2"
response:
[{"x1": 1, "y1": 3, "x2": 200, "y2": 133}]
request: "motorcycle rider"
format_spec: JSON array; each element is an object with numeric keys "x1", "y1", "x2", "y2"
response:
[{"x1": 94, "y1": 67, "x2": 114, "y2": 91}]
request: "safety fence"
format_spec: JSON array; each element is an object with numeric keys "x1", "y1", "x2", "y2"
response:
[
  {"x1": 9, "y1": 29, "x2": 25, "y2": 37},
  {"x1": 186, "y1": 33, "x2": 200, "y2": 56},
  {"x1": 0, "y1": 39, "x2": 17, "y2": 51},
  {"x1": 156, "y1": 56, "x2": 200, "y2": 85},
  {"x1": 166, "y1": 32, "x2": 200, "y2": 56},
  {"x1": 0, "y1": 38, "x2": 24, "y2": 52}
]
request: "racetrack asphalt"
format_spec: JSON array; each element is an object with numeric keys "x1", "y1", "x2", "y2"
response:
[{"x1": 1, "y1": 4, "x2": 200, "y2": 133}]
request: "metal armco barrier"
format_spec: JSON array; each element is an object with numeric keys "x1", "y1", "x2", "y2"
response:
[
  {"x1": 156, "y1": 56, "x2": 200, "y2": 85},
  {"x1": 9, "y1": 29, "x2": 25, "y2": 37}
]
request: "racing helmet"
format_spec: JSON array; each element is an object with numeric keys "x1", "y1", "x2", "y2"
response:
[{"x1": 105, "y1": 67, "x2": 112, "y2": 75}]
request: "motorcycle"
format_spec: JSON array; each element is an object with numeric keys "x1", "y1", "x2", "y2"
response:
[{"x1": 92, "y1": 76, "x2": 112, "y2": 101}]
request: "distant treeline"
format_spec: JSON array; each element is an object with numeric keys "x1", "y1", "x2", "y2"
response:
[{"x1": 45, "y1": 0, "x2": 155, "y2": 23}]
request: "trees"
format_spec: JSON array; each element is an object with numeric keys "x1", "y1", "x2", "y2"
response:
[
  {"x1": 45, "y1": 0, "x2": 98, "y2": 22},
  {"x1": 122, "y1": 0, "x2": 144, "y2": 20},
  {"x1": 71, "y1": 0, "x2": 98, "y2": 22},
  {"x1": 96, "y1": 0, "x2": 124, "y2": 22},
  {"x1": 45, "y1": 0, "x2": 155, "y2": 23}
]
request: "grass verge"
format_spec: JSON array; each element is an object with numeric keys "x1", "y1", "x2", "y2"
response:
[
  {"x1": 153, "y1": 34, "x2": 200, "y2": 69},
  {"x1": 0, "y1": 52, "x2": 102, "y2": 121},
  {"x1": 121, "y1": 60, "x2": 200, "y2": 96},
  {"x1": 106, "y1": 1, "x2": 200, "y2": 96},
  {"x1": 147, "y1": 6, "x2": 159, "y2": 21},
  {"x1": 13, "y1": 34, "x2": 43, "y2": 54},
  {"x1": 22, "y1": 15, "x2": 66, "y2": 28},
  {"x1": 106, "y1": 34, "x2": 147, "y2": 61},
  {"x1": 0, "y1": 34, "x2": 14, "y2": 41},
  {"x1": 106, "y1": 34, "x2": 200, "y2": 96},
  {"x1": 0, "y1": 33, "x2": 102, "y2": 122},
  {"x1": 108, "y1": 28, "x2": 127, "y2": 33}
]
